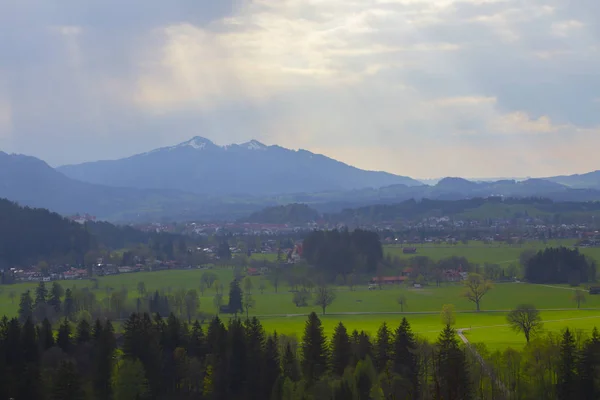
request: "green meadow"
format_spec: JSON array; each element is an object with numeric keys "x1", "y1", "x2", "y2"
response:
[
  {"x1": 383, "y1": 240, "x2": 600, "y2": 264},
  {"x1": 2, "y1": 241, "x2": 600, "y2": 350}
]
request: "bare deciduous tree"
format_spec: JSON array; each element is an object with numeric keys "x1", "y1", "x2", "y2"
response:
[
  {"x1": 462, "y1": 273, "x2": 493, "y2": 312},
  {"x1": 507, "y1": 304, "x2": 543, "y2": 343},
  {"x1": 314, "y1": 286, "x2": 336, "y2": 315},
  {"x1": 572, "y1": 290, "x2": 587, "y2": 309}
]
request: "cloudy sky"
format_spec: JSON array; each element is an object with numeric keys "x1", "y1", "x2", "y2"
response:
[{"x1": 1, "y1": 0, "x2": 599, "y2": 178}]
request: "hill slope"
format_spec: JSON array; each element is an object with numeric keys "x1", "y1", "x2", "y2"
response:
[
  {"x1": 0, "y1": 198, "x2": 92, "y2": 267},
  {"x1": 57, "y1": 137, "x2": 421, "y2": 195},
  {"x1": 0, "y1": 151, "x2": 253, "y2": 221},
  {"x1": 546, "y1": 171, "x2": 600, "y2": 189}
]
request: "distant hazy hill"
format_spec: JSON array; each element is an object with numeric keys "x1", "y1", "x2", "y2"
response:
[
  {"x1": 57, "y1": 137, "x2": 421, "y2": 195},
  {"x1": 0, "y1": 151, "x2": 259, "y2": 221},
  {"x1": 243, "y1": 203, "x2": 320, "y2": 224},
  {"x1": 325, "y1": 197, "x2": 600, "y2": 225},
  {"x1": 4, "y1": 149, "x2": 600, "y2": 222},
  {"x1": 546, "y1": 171, "x2": 600, "y2": 189}
]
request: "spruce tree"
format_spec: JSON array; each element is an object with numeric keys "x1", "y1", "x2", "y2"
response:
[
  {"x1": 34, "y1": 282, "x2": 48, "y2": 306},
  {"x1": 357, "y1": 331, "x2": 374, "y2": 364},
  {"x1": 558, "y1": 328, "x2": 578, "y2": 400},
  {"x1": 39, "y1": 317, "x2": 55, "y2": 350},
  {"x1": 206, "y1": 316, "x2": 227, "y2": 358},
  {"x1": 63, "y1": 289, "x2": 74, "y2": 320},
  {"x1": 282, "y1": 343, "x2": 301, "y2": 382},
  {"x1": 245, "y1": 317, "x2": 266, "y2": 400},
  {"x1": 436, "y1": 325, "x2": 472, "y2": 400},
  {"x1": 578, "y1": 327, "x2": 600, "y2": 400},
  {"x1": 18, "y1": 290, "x2": 33, "y2": 323},
  {"x1": 374, "y1": 322, "x2": 392, "y2": 372},
  {"x1": 51, "y1": 360, "x2": 85, "y2": 400},
  {"x1": 226, "y1": 318, "x2": 247, "y2": 398},
  {"x1": 57, "y1": 318, "x2": 73, "y2": 354},
  {"x1": 228, "y1": 279, "x2": 243, "y2": 316},
  {"x1": 92, "y1": 319, "x2": 103, "y2": 341},
  {"x1": 264, "y1": 333, "x2": 281, "y2": 400},
  {"x1": 93, "y1": 320, "x2": 116, "y2": 400},
  {"x1": 75, "y1": 318, "x2": 91, "y2": 344},
  {"x1": 301, "y1": 312, "x2": 329, "y2": 383},
  {"x1": 331, "y1": 322, "x2": 352, "y2": 376},
  {"x1": 19, "y1": 317, "x2": 41, "y2": 400},
  {"x1": 189, "y1": 320, "x2": 206, "y2": 359},
  {"x1": 48, "y1": 282, "x2": 64, "y2": 313},
  {"x1": 392, "y1": 317, "x2": 419, "y2": 396}
]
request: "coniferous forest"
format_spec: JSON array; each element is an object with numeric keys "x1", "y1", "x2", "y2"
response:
[{"x1": 0, "y1": 310, "x2": 599, "y2": 400}]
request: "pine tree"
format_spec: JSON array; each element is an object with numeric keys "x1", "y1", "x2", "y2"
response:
[
  {"x1": 301, "y1": 312, "x2": 329, "y2": 383},
  {"x1": 228, "y1": 279, "x2": 243, "y2": 316},
  {"x1": 436, "y1": 325, "x2": 472, "y2": 400},
  {"x1": 331, "y1": 322, "x2": 352, "y2": 376},
  {"x1": 75, "y1": 318, "x2": 91, "y2": 344},
  {"x1": 374, "y1": 322, "x2": 392, "y2": 372},
  {"x1": 1, "y1": 318, "x2": 21, "y2": 398},
  {"x1": 577, "y1": 327, "x2": 600, "y2": 400},
  {"x1": 38, "y1": 317, "x2": 55, "y2": 350},
  {"x1": 122, "y1": 313, "x2": 162, "y2": 397},
  {"x1": 48, "y1": 282, "x2": 64, "y2": 313},
  {"x1": 51, "y1": 360, "x2": 85, "y2": 400},
  {"x1": 18, "y1": 290, "x2": 33, "y2": 323},
  {"x1": 264, "y1": 333, "x2": 281, "y2": 399},
  {"x1": 245, "y1": 317, "x2": 266, "y2": 400},
  {"x1": 558, "y1": 328, "x2": 579, "y2": 400},
  {"x1": 19, "y1": 317, "x2": 41, "y2": 400},
  {"x1": 356, "y1": 331, "x2": 374, "y2": 364},
  {"x1": 34, "y1": 281, "x2": 48, "y2": 306},
  {"x1": 282, "y1": 342, "x2": 301, "y2": 382},
  {"x1": 64, "y1": 289, "x2": 74, "y2": 320},
  {"x1": 57, "y1": 318, "x2": 73, "y2": 354},
  {"x1": 392, "y1": 317, "x2": 419, "y2": 396},
  {"x1": 93, "y1": 320, "x2": 116, "y2": 400},
  {"x1": 92, "y1": 319, "x2": 103, "y2": 341},
  {"x1": 189, "y1": 320, "x2": 206, "y2": 359}
]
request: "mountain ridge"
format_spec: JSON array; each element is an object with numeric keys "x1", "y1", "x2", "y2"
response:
[{"x1": 57, "y1": 136, "x2": 422, "y2": 195}]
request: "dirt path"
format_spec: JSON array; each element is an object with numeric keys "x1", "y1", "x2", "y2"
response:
[{"x1": 458, "y1": 327, "x2": 510, "y2": 398}]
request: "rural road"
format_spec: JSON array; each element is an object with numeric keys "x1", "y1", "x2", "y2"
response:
[{"x1": 457, "y1": 327, "x2": 510, "y2": 398}]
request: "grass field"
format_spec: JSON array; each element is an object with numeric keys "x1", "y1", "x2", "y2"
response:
[
  {"x1": 259, "y1": 310, "x2": 600, "y2": 351},
  {"x1": 383, "y1": 241, "x2": 600, "y2": 264},
  {"x1": 2, "y1": 240, "x2": 600, "y2": 350}
]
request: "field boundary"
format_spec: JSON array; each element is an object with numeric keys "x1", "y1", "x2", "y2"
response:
[{"x1": 253, "y1": 308, "x2": 600, "y2": 318}]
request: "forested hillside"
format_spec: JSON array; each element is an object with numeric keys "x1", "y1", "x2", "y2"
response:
[
  {"x1": 0, "y1": 198, "x2": 92, "y2": 267},
  {"x1": 0, "y1": 199, "x2": 192, "y2": 268}
]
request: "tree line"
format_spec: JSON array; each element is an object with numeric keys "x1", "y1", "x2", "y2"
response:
[
  {"x1": 524, "y1": 247, "x2": 597, "y2": 284},
  {"x1": 2, "y1": 310, "x2": 598, "y2": 399},
  {"x1": 0, "y1": 198, "x2": 208, "y2": 270},
  {"x1": 302, "y1": 229, "x2": 383, "y2": 280}
]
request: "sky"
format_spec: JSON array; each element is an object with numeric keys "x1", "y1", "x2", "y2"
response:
[{"x1": 0, "y1": 0, "x2": 599, "y2": 179}]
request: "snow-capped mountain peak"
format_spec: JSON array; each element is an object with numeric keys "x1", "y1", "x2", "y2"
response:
[
  {"x1": 241, "y1": 140, "x2": 267, "y2": 150},
  {"x1": 177, "y1": 136, "x2": 215, "y2": 150}
]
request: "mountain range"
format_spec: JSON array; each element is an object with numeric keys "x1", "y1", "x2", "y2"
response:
[
  {"x1": 58, "y1": 137, "x2": 421, "y2": 194},
  {"x1": 2, "y1": 137, "x2": 600, "y2": 221}
]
